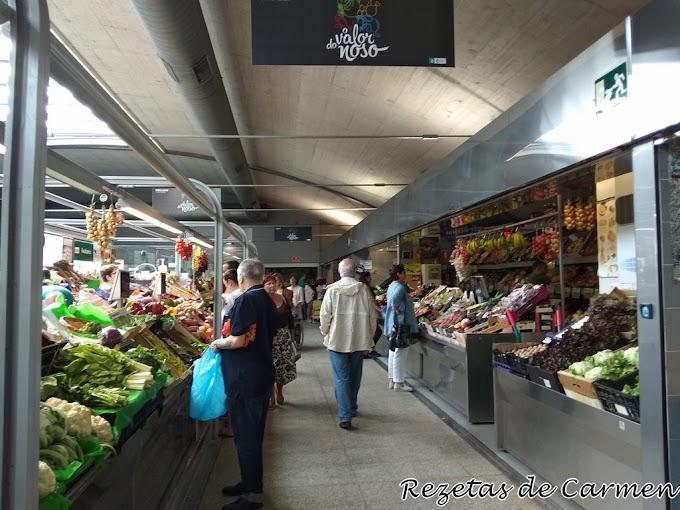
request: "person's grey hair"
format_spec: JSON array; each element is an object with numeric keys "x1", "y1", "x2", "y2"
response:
[
  {"x1": 338, "y1": 258, "x2": 355, "y2": 278},
  {"x1": 237, "y1": 258, "x2": 265, "y2": 282}
]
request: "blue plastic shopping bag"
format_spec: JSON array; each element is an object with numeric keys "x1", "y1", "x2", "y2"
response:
[{"x1": 190, "y1": 348, "x2": 227, "y2": 421}]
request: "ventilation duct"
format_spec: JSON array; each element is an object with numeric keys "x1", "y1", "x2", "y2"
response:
[{"x1": 130, "y1": 0, "x2": 262, "y2": 220}]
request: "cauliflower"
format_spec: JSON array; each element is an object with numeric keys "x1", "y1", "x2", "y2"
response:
[
  {"x1": 89, "y1": 415, "x2": 113, "y2": 444},
  {"x1": 44, "y1": 398, "x2": 92, "y2": 439},
  {"x1": 38, "y1": 461, "x2": 56, "y2": 498}
]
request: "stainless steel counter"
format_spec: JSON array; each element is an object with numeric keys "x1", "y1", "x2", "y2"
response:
[
  {"x1": 418, "y1": 331, "x2": 543, "y2": 423},
  {"x1": 495, "y1": 368, "x2": 642, "y2": 510}
]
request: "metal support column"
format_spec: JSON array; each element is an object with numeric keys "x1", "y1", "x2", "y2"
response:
[
  {"x1": 190, "y1": 179, "x2": 223, "y2": 342},
  {"x1": 0, "y1": 1, "x2": 50, "y2": 508}
]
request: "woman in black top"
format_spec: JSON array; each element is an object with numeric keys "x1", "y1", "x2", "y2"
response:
[{"x1": 264, "y1": 274, "x2": 297, "y2": 409}]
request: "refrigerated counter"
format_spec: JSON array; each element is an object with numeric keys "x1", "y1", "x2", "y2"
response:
[{"x1": 495, "y1": 368, "x2": 642, "y2": 510}]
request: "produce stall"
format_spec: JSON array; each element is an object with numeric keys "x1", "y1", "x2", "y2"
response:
[{"x1": 38, "y1": 274, "x2": 215, "y2": 510}]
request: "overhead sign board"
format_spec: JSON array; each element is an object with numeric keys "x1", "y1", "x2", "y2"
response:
[
  {"x1": 275, "y1": 227, "x2": 313, "y2": 242},
  {"x1": 251, "y1": 0, "x2": 454, "y2": 67},
  {"x1": 152, "y1": 188, "x2": 222, "y2": 219},
  {"x1": 73, "y1": 240, "x2": 94, "y2": 262}
]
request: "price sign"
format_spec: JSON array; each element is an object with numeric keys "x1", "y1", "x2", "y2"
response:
[
  {"x1": 583, "y1": 288, "x2": 594, "y2": 299},
  {"x1": 574, "y1": 288, "x2": 583, "y2": 299},
  {"x1": 564, "y1": 288, "x2": 572, "y2": 298}
]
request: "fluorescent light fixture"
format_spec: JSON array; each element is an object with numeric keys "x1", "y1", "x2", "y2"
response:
[
  {"x1": 188, "y1": 236, "x2": 213, "y2": 249},
  {"x1": 120, "y1": 205, "x2": 182, "y2": 235},
  {"x1": 422, "y1": 134, "x2": 439, "y2": 140}
]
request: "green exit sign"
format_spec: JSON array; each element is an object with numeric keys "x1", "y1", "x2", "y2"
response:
[
  {"x1": 595, "y1": 62, "x2": 627, "y2": 111},
  {"x1": 74, "y1": 240, "x2": 94, "y2": 261}
]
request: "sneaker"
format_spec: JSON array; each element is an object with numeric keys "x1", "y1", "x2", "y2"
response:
[
  {"x1": 222, "y1": 482, "x2": 243, "y2": 497},
  {"x1": 394, "y1": 383, "x2": 413, "y2": 392},
  {"x1": 388, "y1": 379, "x2": 394, "y2": 389},
  {"x1": 221, "y1": 497, "x2": 263, "y2": 510},
  {"x1": 339, "y1": 421, "x2": 352, "y2": 430}
]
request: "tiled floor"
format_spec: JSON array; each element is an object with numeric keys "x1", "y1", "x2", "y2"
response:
[{"x1": 199, "y1": 323, "x2": 544, "y2": 510}]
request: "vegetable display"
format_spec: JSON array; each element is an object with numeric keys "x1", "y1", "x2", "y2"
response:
[
  {"x1": 44, "y1": 398, "x2": 113, "y2": 444},
  {"x1": 565, "y1": 346, "x2": 639, "y2": 382},
  {"x1": 531, "y1": 296, "x2": 636, "y2": 373},
  {"x1": 125, "y1": 346, "x2": 165, "y2": 375},
  {"x1": 39, "y1": 404, "x2": 85, "y2": 471}
]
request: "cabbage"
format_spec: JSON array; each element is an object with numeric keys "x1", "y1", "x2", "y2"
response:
[
  {"x1": 591, "y1": 350, "x2": 615, "y2": 365},
  {"x1": 567, "y1": 360, "x2": 594, "y2": 377},
  {"x1": 623, "y1": 346, "x2": 639, "y2": 367},
  {"x1": 584, "y1": 367, "x2": 606, "y2": 381}
]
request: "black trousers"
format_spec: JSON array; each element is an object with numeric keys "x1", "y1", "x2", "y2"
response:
[{"x1": 228, "y1": 392, "x2": 270, "y2": 497}]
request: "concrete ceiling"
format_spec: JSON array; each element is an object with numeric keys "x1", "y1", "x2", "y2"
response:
[{"x1": 46, "y1": 0, "x2": 648, "y2": 227}]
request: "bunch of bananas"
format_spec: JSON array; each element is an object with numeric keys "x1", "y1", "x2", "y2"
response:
[
  {"x1": 484, "y1": 236, "x2": 507, "y2": 253},
  {"x1": 466, "y1": 239, "x2": 481, "y2": 255},
  {"x1": 509, "y1": 232, "x2": 528, "y2": 248}
]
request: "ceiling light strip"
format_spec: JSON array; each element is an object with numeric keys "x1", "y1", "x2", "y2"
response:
[{"x1": 144, "y1": 134, "x2": 469, "y2": 140}]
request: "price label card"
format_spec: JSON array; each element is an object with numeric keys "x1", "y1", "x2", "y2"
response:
[
  {"x1": 615, "y1": 404, "x2": 629, "y2": 417},
  {"x1": 574, "y1": 288, "x2": 583, "y2": 299},
  {"x1": 619, "y1": 420, "x2": 626, "y2": 431},
  {"x1": 564, "y1": 288, "x2": 572, "y2": 298},
  {"x1": 583, "y1": 288, "x2": 594, "y2": 299},
  {"x1": 569, "y1": 234, "x2": 579, "y2": 242},
  {"x1": 542, "y1": 379, "x2": 552, "y2": 389}
]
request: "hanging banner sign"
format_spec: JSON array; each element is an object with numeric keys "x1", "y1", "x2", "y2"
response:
[
  {"x1": 152, "y1": 188, "x2": 222, "y2": 219},
  {"x1": 251, "y1": 0, "x2": 454, "y2": 67}
]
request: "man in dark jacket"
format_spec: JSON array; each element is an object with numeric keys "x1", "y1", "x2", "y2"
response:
[{"x1": 211, "y1": 258, "x2": 277, "y2": 510}]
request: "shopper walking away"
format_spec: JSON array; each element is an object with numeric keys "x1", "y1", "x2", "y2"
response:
[
  {"x1": 288, "y1": 275, "x2": 304, "y2": 319},
  {"x1": 298, "y1": 274, "x2": 308, "y2": 320},
  {"x1": 320, "y1": 259, "x2": 377, "y2": 429},
  {"x1": 357, "y1": 271, "x2": 382, "y2": 358},
  {"x1": 384, "y1": 264, "x2": 419, "y2": 392},
  {"x1": 263, "y1": 274, "x2": 297, "y2": 408},
  {"x1": 211, "y1": 259, "x2": 278, "y2": 510},
  {"x1": 304, "y1": 282, "x2": 315, "y2": 323}
]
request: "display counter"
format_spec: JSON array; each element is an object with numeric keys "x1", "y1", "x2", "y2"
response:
[
  {"x1": 413, "y1": 331, "x2": 543, "y2": 423},
  {"x1": 68, "y1": 376, "x2": 218, "y2": 509},
  {"x1": 494, "y1": 368, "x2": 641, "y2": 510}
]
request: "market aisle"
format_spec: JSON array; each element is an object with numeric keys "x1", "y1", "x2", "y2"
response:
[{"x1": 199, "y1": 324, "x2": 544, "y2": 510}]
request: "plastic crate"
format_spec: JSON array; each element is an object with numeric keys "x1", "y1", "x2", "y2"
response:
[
  {"x1": 507, "y1": 354, "x2": 531, "y2": 378},
  {"x1": 527, "y1": 364, "x2": 564, "y2": 393},
  {"x1": 593, "y1": 373, "x2": 640, "y2": 423}
]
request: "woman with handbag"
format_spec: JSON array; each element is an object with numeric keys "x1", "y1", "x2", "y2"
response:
[{"x1": 384, "y1": 264, "x2": 419, "y2": 392}]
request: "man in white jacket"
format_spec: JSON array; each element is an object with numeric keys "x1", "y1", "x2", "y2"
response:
[{"x1": 320, "y1": 259, "x2": 377, "y2": 430}]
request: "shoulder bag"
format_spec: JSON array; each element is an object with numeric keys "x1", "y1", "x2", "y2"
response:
[{"x1": 388, "y1": 310, "x2": 411, "y2": 351}]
